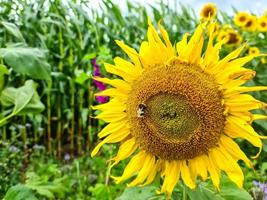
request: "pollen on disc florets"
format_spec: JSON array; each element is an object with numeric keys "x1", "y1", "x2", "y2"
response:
[{"x1": 127, "y1": 59, "x2": 225, "y2": 160}]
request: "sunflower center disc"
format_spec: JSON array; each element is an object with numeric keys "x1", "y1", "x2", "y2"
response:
[
  {"x1": 146, "y1": 93, "x2": 199, "y2": 140},
  {"x1": 127, "y1": 59, "x2": 225, "y2": 160}
]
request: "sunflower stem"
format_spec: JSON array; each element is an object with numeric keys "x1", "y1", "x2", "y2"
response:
[
  {"x1": 182, "y1": 185, "x2": 187, "y2": 200},
  {"x1": 105, "y1": 153, "x2": 112, "y2": 186}
]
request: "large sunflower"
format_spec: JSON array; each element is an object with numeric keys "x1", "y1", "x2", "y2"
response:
[{"x1": 91, "y1": 20, "x2": 267, "y2": 196}]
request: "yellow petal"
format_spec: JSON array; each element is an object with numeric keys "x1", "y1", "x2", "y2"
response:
[
  {"x1": 202, "y1": 22, "x2": 223, "y2": 69},
  {"x1": 176, "y1": 33, "x2": 189, "y2": 58},
  {"x1": 93, "y1": 77, "x2": 131, "y2": 93},
  {"x1": 111, "y1": 138, "x2": 137, "y2": 166},
  {"x1": 252, "y1": 114, "x2": 267, "y2": 121},
  {"x1": 158, "y1": 20, "x2": 175, "y2": 57},
  {"x1": 206, "y1": 154, "x2": 220, "y2": 190},
  {"x1": 213, "y1": 54, "x2": 254, "y2": 78},
  {"x1": 225, "y1": 97, "x2": 263, "y2": 112},
  {"x1": 208, "y1": 45, "x2": 245, "y2": 74},
  {"x1": 94, "y1": 111, "x2": 127, "y2": 122},
  {"x1": 104, "y1": 62, "x2": 139, "y2": 83},
  {"x1": 227, "y1": 112, "x2": 252, "y2": 123},
  {"x1": 95, "y1": 88, "x2": 128, "y2": 101},
  {"x1": 91, "y1": 98, "x2": 125, "y2": 112},
  {"x1": 216, "y1": 68, "x2": 254, "y2": 85},
  {"x1": 187, "y1": 25, "x2": 205, "y2": 64},
  {"x1": 128, "y1": 154, "x2": 156, "y2": 186},
  {"x1": 220, "y1": 135, "x2": 252, "y2": 168},
  {"x1": 189, "y1": 155, "x2": 208, "y2": 181},
  {"x1": 178, "y1": 24, "x2": 205, "y2": 64},
  {"x1": 139, "y1": 41, "x2": 154, "y2": 67},
  {"x1": 147, "y1": 19, "x2": 168, "y2": 64},
  {"x1": 91, "y1": 126, "x2": 130, "y2": 157},
  {"x1": 225, "y1": 94, "x2": 258, "y2": 103},
  {"x1": 225, "y1": 116, "x2": 263, "y2": 149},
  {"x1": 141, "y1": 161, "x2": 158, "y2": 186},
  {"x1": 112, "y1": 151, "x2": 146, "y2": 183},
  {"x1": 114, "y1": 56, "x2": 143, "y2": 76},
  {"x1": 181, "y1": 160, "x2": 196, "y2": 189},
  {"x1": 97, "y1": 119, "x2": 128, "y2": 138},
  {"x1": 224, "y1": 86, "x2": 267, "y2": 98},
  {"x1": 221, "y1": 74, "x2": 254, "y2": 90},
  {"x1": 161, "y1": 160, "x2": 181, "y2": 196},
  {"x1": 115, "y1": 40, "x2": 142, "y2": 70},
  {"x1": 209, "y1": 147, "x2": 244, "y2": 188}
]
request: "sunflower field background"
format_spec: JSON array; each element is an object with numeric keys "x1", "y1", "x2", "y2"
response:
[{"x1": 0, "y1": 0, "x2": 267, "y2": 199}]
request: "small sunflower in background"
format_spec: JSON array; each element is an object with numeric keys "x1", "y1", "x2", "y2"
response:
[
  {"x1": 234, "y1": 12, "x2": 250, "y2": 27},
  {"x1": 200, "y1": 3, "x2": 217, "y2": 20},
  {"x1": 248, "y1": 47, "x2": 260, "y2": 56},
  {"x1": 225, "y1": 29, "x2": 242, "y2": 46},
  {"x1": 217, "y1": 27, "x2": 242, "y2": 47},
  {"x1": 257, "y1": 16, "x2": 267, "y2": 32},
  {"x1": 243, "y1": 15, "x2": 258, "y2": 32},
  {"x1": 91, "y1": 19, "x2": 267, "y2": 197}
]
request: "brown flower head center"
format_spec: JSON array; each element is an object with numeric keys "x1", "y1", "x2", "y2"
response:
[
  {"x1": 127, "y1": 59, "x2": 225, "y2": 160},
  {"x1": 239, "y1": 16, "x2": 246, "y2": 22},
  {"x1": 261, "y1": 22, "x2": 267, "y2": 27},
  {"x1": 245, "y1": 20, "x2": 253, "y2": 28},
  {"x1": 227, "y1": 32, "x2": 239, "y2": 44},
  {"x1": 146, "y1": 93, "x2": 199, "y2": 140},
  {"x1": 203, "y1": 7, "x2": 214, "y2": 18}
]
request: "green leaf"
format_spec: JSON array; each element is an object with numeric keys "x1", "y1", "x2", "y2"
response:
[
  {"x1": 0, "y1": 45, "x2": 51, "y2": 80},
  {"x1": 1, "y1": 21, "x2": 25, "y2": 42},
  {"x1": 185, "y1": 184, "x2": 223, "y2": 200},
  {"x1": 260, "y1": 162, "x2": 267, "y2": 175},
  {"x1": 0, "y1": 87, "x2": 17, "y2": 107},
  {"x1": 12, "y1": 81, "x2": 36, "y2": 115},
  {"x1": 3, "y1": 185, "x2": 38, "y2": 200},
  {"x1": 186, "y1": 177, "x2": 253, "y2": 200},
  {"x1": 82, "y1": 52, "x2": 97, "y2": 61},
  {"x1": 75, "y1": 72, "x2": 89, "y2": 85},
  {"x1": 0, "y1": 64, "x2": 9, "y2": 76},
  {"x1": 25, "y1": 171, "x2": 66, "y2": 199},
  {"x1": 115, "y1": 186, "x2": 157, "y2": 200},
  {"x1": 219, "y1": 177, "x2": 253, "y2": 200},
  {"x1": 0, "y1": 64, "x2": 8, "y2": 92},
  {"x1": 0, "y1": 80, "x2": 45, "y2": 119}
]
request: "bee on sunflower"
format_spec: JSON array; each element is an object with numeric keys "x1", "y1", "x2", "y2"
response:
[
  {"x1": 233, "y1": 12, "x2": 250, "y2": 27},
  {"x1": 200, "y1": 3, "x2": 217, "y2": 20},
  {"x1": 257, "y1": 16, "x2": 267, "y2": 32},
  {"x1": 91, "y1": 19, "x2": 267, "y2": 197}
]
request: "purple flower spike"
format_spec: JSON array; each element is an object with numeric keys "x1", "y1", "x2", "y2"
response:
[
  {"x1": 253, "y1": 180, "x2": 267, "y2": 200},
  {"x1": 92, "y1": 58, "x2": 109, "y2": 104}
]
